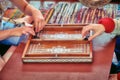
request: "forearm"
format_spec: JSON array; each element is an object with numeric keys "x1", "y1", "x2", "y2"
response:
[
  {"x1": 0, "y1": 29, "x2": 13, "y2": 41},
  {"x1": 10, "y1": 0, "x2": 35, "y2": 16},
  {"x1": 24, "y1": 4, "x2": 40, "y2": 16}
]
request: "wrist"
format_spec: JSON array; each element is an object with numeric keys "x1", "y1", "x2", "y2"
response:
[
  {"x1": 24, "y1": 4, "x2": 35, "y2": 16},
  {"x1": 98, "y1": 24, "x2": 106, "y2": 32},
  {"x1": 98, "y1": 18, "x2": 115, "y2": 33}
]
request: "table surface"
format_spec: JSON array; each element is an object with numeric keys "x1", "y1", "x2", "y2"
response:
[{"x1": 0, "y1": 33, "x2": 116, "y2": 80}]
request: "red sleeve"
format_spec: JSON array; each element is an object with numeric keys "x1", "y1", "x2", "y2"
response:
[{"x1": 98, "y1": 18, "x2": 115, "y2": 33}]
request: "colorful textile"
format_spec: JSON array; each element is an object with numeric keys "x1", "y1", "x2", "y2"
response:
[{"x1": 3, "y1": 8, "x2": 24, "y2": 19}]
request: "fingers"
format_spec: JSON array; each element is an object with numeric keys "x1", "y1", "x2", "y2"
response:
[
  {"x1": 34, "y1": 20, "x2": 39, "y2": 32},
  {"x1": 34, "y1": 16, "x2": 46, "y2": 32},
  {"x1": 82, "y1": 24, "x2": 105, "y2": 41},
  {"x1": 88, "y1": 32, "x2": 100, "y2": 41},
  {"x1": 38, "y1": 19, "x2": 46, "y2": 31},
  {"x1": 82, "y1": 25, "x2": 92, "y2": 38},
  {"x1": 82, "y1": 25, "x2": 97, "y2": 41},
  {"x1": 34, "y1": 19, "x2": 46, "y2": 32},
  {"x1": 22, "y1": 26, "x2": 35, "y2": 36},
  {"x1": 41, "y1": 20, "x2": 46, "y2": 30}
]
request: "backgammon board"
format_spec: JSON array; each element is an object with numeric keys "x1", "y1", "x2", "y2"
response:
[{"x1": 22, "y1": 25, "x2": 93, "y2": 63}]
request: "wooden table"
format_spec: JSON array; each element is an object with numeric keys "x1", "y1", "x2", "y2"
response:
[{"x1": 0, "y1": 33, "x2": 116, "y2": 80}]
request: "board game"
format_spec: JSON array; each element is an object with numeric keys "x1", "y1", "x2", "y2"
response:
[{"x1": 22, "y1": 25, "x2": 93, "y2": 63}]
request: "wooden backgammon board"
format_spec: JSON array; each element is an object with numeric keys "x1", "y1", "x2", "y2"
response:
[{"x1": 22, "y1": 25, "x2": 93, "y2": 63}]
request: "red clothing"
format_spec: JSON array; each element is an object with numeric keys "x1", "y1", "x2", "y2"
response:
[{"x1": 98, "y1": 18, "x2": 115, "y2": 33}]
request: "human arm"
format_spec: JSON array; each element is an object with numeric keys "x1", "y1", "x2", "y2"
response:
[
  {"x1": 82, "y1": 18, "x2": 115, "y2": 41},
  {"x1": 0, "y1": 26, "x2": 35, "y2": 41},
  {"x1": 82, "y1": 24, "x2": 105, "y2": 41},
  {"x1": 10, "y1": 0, "x2": 46, "y2": 32}
]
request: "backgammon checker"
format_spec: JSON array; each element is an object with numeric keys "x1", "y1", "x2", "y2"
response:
[{"x1": 22, "y1": 24, "x2": 93, "y2": 63}]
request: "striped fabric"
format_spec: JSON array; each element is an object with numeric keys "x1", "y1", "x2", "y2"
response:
[{"x1": 3, "y1": 8, "x2": 24, "y2": 19}]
